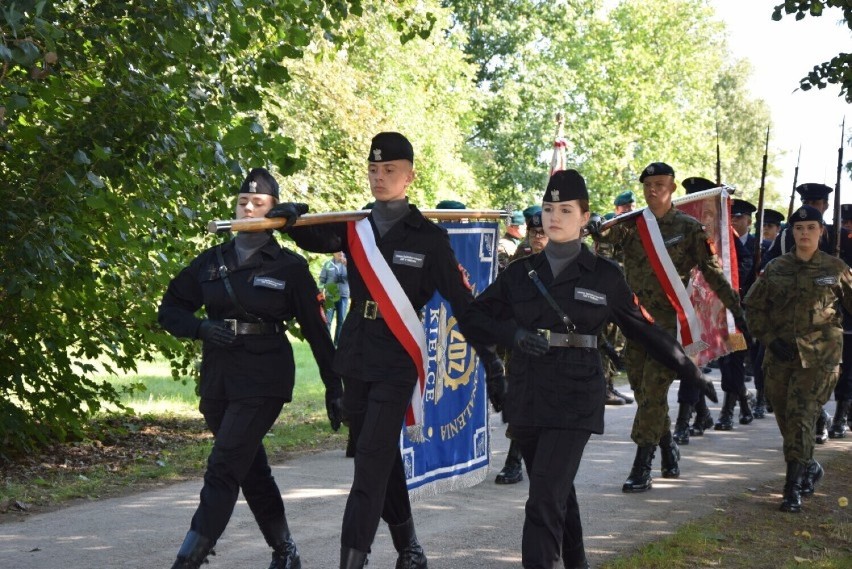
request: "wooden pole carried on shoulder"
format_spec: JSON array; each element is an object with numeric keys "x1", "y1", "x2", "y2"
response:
[{"x1": 207, "y1": 209, "x2": 507, "y2": 234}]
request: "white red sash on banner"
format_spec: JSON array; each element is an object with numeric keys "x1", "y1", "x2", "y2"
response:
[
  {"x1": 346, "y1": 218, "x2": 429, "y2": 440},
  {"x1": 635, "y1": 208, "x2": 706, "y2": 355}
]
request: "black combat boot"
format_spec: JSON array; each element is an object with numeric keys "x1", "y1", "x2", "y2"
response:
[
  {"x1": 260, "y1": 517, "x2": 301, "y2": 569},
  {"x1": 753, "y1": 388, "x2": 767, "y2": 419},
  {"x1": 171, "y1": 530, "x2": 214, "y2": 569},
  {"x1": 622, "y1": 445, "x2": 655, "y2": 493},
  {"x1": 829, "y1": 400, "x2": 850, "y2": 439},
  {"x1": 389, "y1": 517, "x2": 427, "y2": 569},
  {"x1": 340, "y1": 546, "x2": 369, "y2": 569},
  {"x1": 714, "y1": 392, "x2": 736, "y2": 431},
  {"x1": 659, "y1": 431, "x2": 680, "y2": 479},
  {"x1": 800, "y1": 458, "x2": 824, "y2": 497},
  {"x1": 611, "y1": 386, "x2": 634, "y2": 404},
  {"x1": 780, "y1": 461, "x2": 806, "y2": 513},
  {"x1": 815, "y1": 407, "x2": 831, "y2": 444},
  {"x1": 690, "y1": 396, "x2": 714, "y2": 436},
  {"x1": 495, "y1": 440, "x2": 523, "y2": 484},
  {"x1": 672, "y1": 403, "x2": 692, "y2": 445},
  {"x1": 738, "y1": 388, "x2": 754, "y2": 425}
]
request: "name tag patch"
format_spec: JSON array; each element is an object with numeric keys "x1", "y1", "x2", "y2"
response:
[
  {"x1": 664, "y1": 235, "x2": 684, "y2": 247},
  {"x1": 575, "y1": 288, "x2": 607, "y2": 305},
  {"x1": 814, "y1": 276, "x2": 837, "y2": 286},
  {"x1": 254, "y1": 277, "x2": 286, "y2": 290},
  {"x1": 393, "y1": 251, "x2": 425, "y2": 268}
]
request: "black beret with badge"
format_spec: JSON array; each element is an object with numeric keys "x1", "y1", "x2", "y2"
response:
[
  {"x1": 544, "y1": 169, "x2": 588, "y2": 202},
  {"x1": 762, "y1": 208, "x2": 785, "y2": 226},
  {"x1": 841, "y1": 204, "x2": 852, "y2": 221},
  {"x1": 791, "y1": 204, "x2": 825, "y2": 225},
  {"x1": 795, "y1": 182, "x2": 833, "y2": 201},
  {"x1": 731, "y1": 199, "x2": 757, "y2": 217},
  {"x1": 639, "y1": 162, "x2": 675, "y2": 182},
  {"x1": 240, "y1": 167, "x2": 279, "y2": 199},
  {"x1": 681, "y1": 176, "x2": 716, "y2": 195},
  {"x1": 368, "y1": 132, "x2": 414, "y2": 163}
]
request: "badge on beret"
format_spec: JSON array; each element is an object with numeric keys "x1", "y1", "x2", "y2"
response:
[
  {"x1": 551, "y1": 189, "x2": 560, "y2": 201},
  {"x1": 373, "y1": 148, "x2": 382, "y2": 161},
  {"x1": 249, "y1": 180, "x2": 258, "y2": 193},
  {"x1": 646, "y1": 165, "x2": 655, "y2": 176},
  {"x1": 799, "y1": 208, "x2": 806, "y2": 219}
]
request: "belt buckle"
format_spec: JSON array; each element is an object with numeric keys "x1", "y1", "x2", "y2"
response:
[
  {"x1": 363, "y1": 300, "x2": 378, "y2": 320},
  {"x1": 223, "y1": 319, "x2": 238, "y2": 333},
  {"x1": 536, "y1": 329, "x2": 551, "y2": 343}
]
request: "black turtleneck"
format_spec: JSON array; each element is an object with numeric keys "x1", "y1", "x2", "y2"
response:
[
  {"x1": 544, "y1": 239, "x2": 581, "y2": 278},
  {"x1": 372, "y1": 198, "x2": 410, "y2": 237},
  {"x1": 234, "y1": 231, "x2": 273, "y2": 265}
]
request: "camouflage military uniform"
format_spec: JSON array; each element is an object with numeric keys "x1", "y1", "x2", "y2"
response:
[
  {"x1": 595, "y1": 207, "x2": 743, "y2": 446},
  {"x1": 744, "y1": 250, "x2": 852, "y2": 464}
]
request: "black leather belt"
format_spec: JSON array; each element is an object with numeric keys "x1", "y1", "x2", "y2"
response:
[
  {"x1": 538, "y1": 329, "x2": 597, "y2": 349},
  {"x1": 352, "y1": 300, "x2": 383, "y2": 320},
  {"x1": 223, "y1": 319, "x2": 285, "y2": 335}
]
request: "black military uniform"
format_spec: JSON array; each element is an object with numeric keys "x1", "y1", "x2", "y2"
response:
[
  {"x1": 158, "y1": 168, "x2": 342, "y2": 569},
  {"x1": 461, "y1": 170, "x2": 715, "y2": 569},
  {"x1": 270, "y1": 133, "x2": 501, "y2": 569},
  {"x1": 715, "y1": 198, "x2": 757, "y2": 430}
]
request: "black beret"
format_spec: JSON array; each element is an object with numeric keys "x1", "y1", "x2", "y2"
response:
[
  {"x1": 527, "y1": 211, "x2": 543, "y2": 229},
  {"x1": 790, "y1": 204, "x2": 824, "y2": 225},
  {"x1": 239, "y1": 167, "x2": 279, "y2": 199},
  {"x1": 681, "y1": 176, "x2": 716, "y2": 195},
  {"x1": 639, "y1": 162, "x2": 675, "y2": 182},
  {"x1": 731, "y1": 199, "x2": 757, "y2": 217},
  {"x1": 842, "y1": 204, "x2": 852, "y2": 221},
  {"x1": 369, "y1": 132, "x2": 414, "y2": 163},
  {"x1": 544, "y1": 169, "x2": 588, "y2": 202},
  {"x1": 761, "y1": 208, "x2": 785, "y2": 225},
  {"x1": 796, "y1": 182, "x2": 832, "y2": 201},
  {"x1": 435, "y1": 200, "x2": 466, "y2": 209}
]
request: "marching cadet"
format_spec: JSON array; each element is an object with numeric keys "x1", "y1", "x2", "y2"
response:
[
  {"x1": 829, "y1": 203, "x2": 852, "y2": 438},
  {"x1": 744, "y1": 205, "x2": 852, "y2": 512},
  {"x1": 498, "y1": 210, "x2": 527, "y2": 271},
  {"x1": 266, "y1": 132, "x2": 504, "y2": 569},
  {"x1": 461, "y1": 169, "x2": 717, "y2": 569},
  {"x1": 715, "y1": 198, "x2": 757, "y2": 431},
  {"x1": 590, "y1": 165, "x2": 747, "y2": 491},
  {"x1": 158, "y1": 168, "x2": 344, "y2": 569}
]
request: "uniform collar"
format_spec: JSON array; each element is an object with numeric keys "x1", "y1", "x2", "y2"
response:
[{"x1": 528, "y1": 242, "x2": 597, "y2": 282}]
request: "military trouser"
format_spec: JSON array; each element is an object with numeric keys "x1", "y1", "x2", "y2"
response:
[
  {"x1": 513, "y1": 426, "x2": 591, "y2": 569},
  {"x1": 340, "y1": 376, "x2": 415, "y2": 552},
  {"x1": 624, "y1": 332, "x2": 678, "y2": 446},
  {"x1": 719, "y1": 350, "x2": 746, "y2": 393},
  {"x1": 764, "y1": 358, "x2": 837, "y2": 464},
  {"x1": 193, "y1": 396, "x2": 287, "y2": 543}
]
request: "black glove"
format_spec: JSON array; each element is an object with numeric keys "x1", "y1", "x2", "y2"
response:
[
  {"x1": 600, "y1": 339, "x2": 624, "y2": 370},
  {"x1": 484, "y1": 356, "x2": 507, "y2": 413},
  {"x1": 197, "y1": 320, "x2": 237, "y2": 347},
  {"x1": 325, "y1": 395, "x2": 344, "y2": 432},
  {"x1": 514, "y1": 328, "x2": 549, "y2": 356},
  {"x1": 265, "y1": 202, "x2": 309, "y2": 230},
  {"x1": 699, "y1": 373, "x2": 719, "y2": 404},
  {"x1": 769, "y1": 338, "x2": 797, "y2": 362},
  {"x1": 585, "y1": 214, "x2": 603, "y2": 237}
]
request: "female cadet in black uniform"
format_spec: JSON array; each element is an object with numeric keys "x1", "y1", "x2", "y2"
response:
[
  {"x1": 158, "y1": 168, "x2": 343, "y2": 569},
  {"x1": 460, "y1": 170, "x2": 717, "y2": 569}
]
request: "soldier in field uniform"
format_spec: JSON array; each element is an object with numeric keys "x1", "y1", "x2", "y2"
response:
[{"x1": 745, "y1": 205, "x2": 852, "y2": 512}]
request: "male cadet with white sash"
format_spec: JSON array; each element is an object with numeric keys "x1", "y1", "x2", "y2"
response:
[
  {"x1": 761, "y1": 183, "x2": 852, "y2": 442},
  {"x1": 266, "y1": 132, "x2": 504, "y2": 569},
  {"x1": 588, "y1": 163, "x2": 747, "y2": 492}
]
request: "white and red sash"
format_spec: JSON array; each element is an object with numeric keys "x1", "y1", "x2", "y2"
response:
[
  {"x1": 635, "y1": 208, "x2": 704, "y2": 354},
  {"x1": 347, "y1": 218, "x2": 429, "y2": 440}
]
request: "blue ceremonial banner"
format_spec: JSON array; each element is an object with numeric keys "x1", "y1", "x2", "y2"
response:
[{"x1": 401, "y1": 221, "x2": 499, "y2": 500}]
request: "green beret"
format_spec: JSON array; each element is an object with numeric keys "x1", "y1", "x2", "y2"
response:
[
  {"x1": 435, "y1": 200, "x2": 466, "y2": 209},
  {"x1": 522, "y1": 205, "x2": 542, "y2": 221},
  {"x1": 508, "y1": 211, "x2": 525, "y2": 225},
  {"x1": 613, "y1": 190, "x2": 635, "y2": 206}
]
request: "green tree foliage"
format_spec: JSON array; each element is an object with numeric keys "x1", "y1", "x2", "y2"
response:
[
  {"x1": 0, "y1": 0, "x2": 363, "y2": 454},
  {"x1": 772, "y1": 0, "x2": 852, "y2": 103},
  {"x1": 446, "y1": 0, "x2": 776, "y2": 214}
]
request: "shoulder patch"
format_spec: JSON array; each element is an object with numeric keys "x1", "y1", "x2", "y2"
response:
[
  {"x1": 633, "y1": 293, "x2": 654, "y2": 324},
  {"x1": 705, "y1": 238, "x2": 717, "y2": 256}
]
